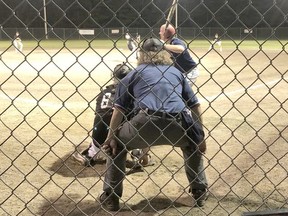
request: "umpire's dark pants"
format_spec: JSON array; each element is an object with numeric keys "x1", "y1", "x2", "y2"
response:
[{"x1": 103, "y1": 111, "x2": 208, "y2": 197}]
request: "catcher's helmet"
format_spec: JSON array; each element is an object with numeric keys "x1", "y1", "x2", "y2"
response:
[
  {"x1": 160, "y1": 24, "x2": 176, "y2": 40},
  {"x1": 113, "y1": 63, "x2": 131, "y2": 80}
]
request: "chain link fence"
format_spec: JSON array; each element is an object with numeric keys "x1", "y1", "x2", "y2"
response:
[{"x1": 0, "y1": 0, "x2": 288, "y2": 215}]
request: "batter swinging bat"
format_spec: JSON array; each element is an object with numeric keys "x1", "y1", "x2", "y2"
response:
[{"x1": 165, "y1": 0, "x2": 177, "y2": 30}]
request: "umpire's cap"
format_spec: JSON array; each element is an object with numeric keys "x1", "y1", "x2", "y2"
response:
[
  {"x1": 142, "y1": 38, "x2": 163, "y2": 52},
  {"x1": 113, "y1": 63, "x2": 131, "y2": 80}
]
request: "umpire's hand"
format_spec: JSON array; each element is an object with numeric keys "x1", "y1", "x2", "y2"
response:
[{"x1": 102, "y1": 139, "x2": 118, "y2": 157}]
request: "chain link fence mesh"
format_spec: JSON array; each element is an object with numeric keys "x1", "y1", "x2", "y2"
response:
[{"x1": 0, "y1": 0, "x2": 288, "y2": 215}]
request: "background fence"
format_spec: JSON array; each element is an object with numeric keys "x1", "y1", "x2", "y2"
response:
[
  {"x1": 1, "y1": 27, "x2": 288, "y2": 41},
  {"x1": 0, "y1": 0, "x2": 288, "y2": 216}
]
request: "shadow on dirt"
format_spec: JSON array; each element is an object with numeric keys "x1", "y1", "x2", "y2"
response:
[
  {"x1": 48, "y1": 150, "x2": 145, "y2": 178},
  {"x1": 39, "y1": 194, "x2": 194, "y2": 216},
  {"x1": 48, "y1": 150, "x2": 106, "y2": 178}
]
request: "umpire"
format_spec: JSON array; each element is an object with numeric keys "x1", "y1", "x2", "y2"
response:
[{"x1": 99, "y1": 38, "x2": 208, "y2": 211}]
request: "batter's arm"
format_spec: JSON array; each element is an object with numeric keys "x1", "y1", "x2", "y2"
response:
[{"x1": 164, "y1": 44, "x2": 184, "y2": 53}]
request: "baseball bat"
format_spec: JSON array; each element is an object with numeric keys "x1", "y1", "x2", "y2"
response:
[{"x1": 165, "y1": 0, "x2": 177, "y2": 30}]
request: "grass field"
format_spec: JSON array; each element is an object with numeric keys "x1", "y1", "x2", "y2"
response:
[
  {"x1": 1, "y1": 38, "x2": 287, "y2": 51},
  {"x1": 0, "y1": 38, "x2": 287, "y2": 216}
]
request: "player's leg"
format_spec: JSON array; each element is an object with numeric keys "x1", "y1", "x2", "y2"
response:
[
  {"x1": 181, "y1": 146, "x2": 208, "y2": 206},
  {"x1": 127, "y1": 41, "x2": 133, "y2": 51},
  {"x1": 217, "y1": 41, "x2": 222, "y2": 52},
  {"x1": 72, "y1": 112, "x2": 111, "y2": 166},
  {"x1": 88, "y1": 113, "x2": 112, "y2": 161},
  {"x1": 19, "y1": 42, "x2": 23, "y2": 52},
  {"x1": 186, "y1": 67, "x2": 199, "y2": 86},
  {"x1": 101, "y1": 143, "x2": 126, "y2": 210},
  {"x1": 13, "y1": 41, "x2": 18, "y2": 52},
  {"x1": 208, "y1": 42, "x2": 212, "y2": 51}
]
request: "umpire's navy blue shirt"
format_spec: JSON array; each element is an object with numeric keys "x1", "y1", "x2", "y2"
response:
[
  {"x1": 114, "y1": 64, "x2": 199, "y2": 113},
  {"x1": 170, "y1": 38, "x2": 196, "y2": 73}
]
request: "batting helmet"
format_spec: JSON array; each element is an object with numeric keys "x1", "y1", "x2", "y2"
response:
[
  {"x1": 113, "y1": 63, "x2": 131, "y2": 80},
  {"x1": 160, "y1": 24, "x2": 176, "y2": 40}
]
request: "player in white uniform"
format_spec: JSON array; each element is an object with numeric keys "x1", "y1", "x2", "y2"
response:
[
  {"x1": 13, "y1": 32, "x2": 23, "y2": 53},
  {"x1": 208, "y1": 33, "x2": 222, "y2": 52},
  {"x1": 125, "y1": 32, "x2": 139, "y2": 60}
]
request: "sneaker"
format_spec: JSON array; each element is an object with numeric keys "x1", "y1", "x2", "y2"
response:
[
  {"x1": 98, "y1": 192, "x2": 120, "y2": 211},
  {"x1": 140, "y1": 154, "x2": 155, "y2": 167},
  {"x1": 125, "y1": 160, "x2": 142, "y2": 169},
  {"x1": 130, "y1": 150, "x2": 155, "y2": 167},
  {"x1": 192, "y1": 189, "x2": 209, "y2": 207},
  {"x1": 72, "y1": 148, "x2": 106, "y2": 167},
  {"x1": 72, "y1": 151, "x2": 91, "y2": 166}
]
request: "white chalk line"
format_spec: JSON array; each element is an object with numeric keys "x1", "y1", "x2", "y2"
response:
[
  {"x1": 0, "y1": 76, "x2": 286, "y2": 109},
  {"x1": 198, "y1": 76, "x2": 286, "y2": 103}
]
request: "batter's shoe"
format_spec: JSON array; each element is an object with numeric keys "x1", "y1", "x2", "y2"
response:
[
  {"x1": 192, "y1": 189, "x2": 209, "y2": 207},
  {"x1": 98, "y1": 192, "x2": 120, "y2": 211},
  {"x1": 72, "y1": 148, "x2": 106, "y2": 167}
]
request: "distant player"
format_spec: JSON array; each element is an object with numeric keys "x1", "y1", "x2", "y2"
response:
[
  {"x1": 135, "y1": 33, "x2": 141, "y2": 44},
  {"x1": 125, "y1": 32, "x2": 139, "y2": 60},
  {"x1": 208, "y1": 33, "x2": 222, "y2": 52},
  {"x1": 13, "y1": 31, "x2": 23, "y2": 53}
]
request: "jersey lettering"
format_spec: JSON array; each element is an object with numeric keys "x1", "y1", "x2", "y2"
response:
[{"x1": 100, "y1": 92, "x2": 112, "y2": 109}]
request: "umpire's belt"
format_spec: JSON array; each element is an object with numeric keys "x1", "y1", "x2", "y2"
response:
[{"x1": 139, "y1": 108, "x2": 180, "y2": 119}]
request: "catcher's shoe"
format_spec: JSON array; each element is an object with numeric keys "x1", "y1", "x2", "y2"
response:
[
  {"x1": 125, "y1": 160, "x2": 142, "y2": 169},
  {"x1": 72, "y1": 148, "x2": 106, "y2": 167},
  {"x1": 130, "y1": 149, "x2": 155, "y2": 167},
  {"x1": 98, "y1": 192, "x2": 120, "y2": 211},
  {"x1": 192, "y1": 189, "x2": 209, "y2": 207},
  {"x1": 140, "y1": 153, "x2": 155, "y2": 167}
]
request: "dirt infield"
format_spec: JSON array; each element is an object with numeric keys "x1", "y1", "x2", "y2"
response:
[{"x1": 0, "y1": 43, "x2": 287, "y2": 216}]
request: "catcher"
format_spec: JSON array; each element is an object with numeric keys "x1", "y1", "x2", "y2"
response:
[{"x1": 72, "y1": 63, "x2": 154, "y2": 168}]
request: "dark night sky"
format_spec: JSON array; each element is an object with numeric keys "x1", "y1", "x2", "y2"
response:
[{"x1": 0, "y1": 0, "x2": 287, "y2": 28}]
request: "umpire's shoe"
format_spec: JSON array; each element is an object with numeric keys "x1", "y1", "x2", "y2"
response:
[
  {"x1": 192, "y1": 189, "x2": 209, "y2": 207},
  {"x1": 98, "y1": 192, "x2": 120, "y2": 211},
  {"x1": 72, "y1": 148, "x2": 106, "y2": 167}
]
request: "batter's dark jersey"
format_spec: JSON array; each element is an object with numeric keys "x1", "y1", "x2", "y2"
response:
[{"x1": 170, "y1": 38, "x2": 197, "y2": 74}]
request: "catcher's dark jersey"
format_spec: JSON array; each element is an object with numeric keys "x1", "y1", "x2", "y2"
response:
[
  {"x1": 92, "y1": 84, "x2": 117, "y2": 146},
  {"x1": 96, "y1": 84, "x2": 116, "y2": 115},
  {"x1": 92, "y1": 83, "x2": 133, "y2": 146}
]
